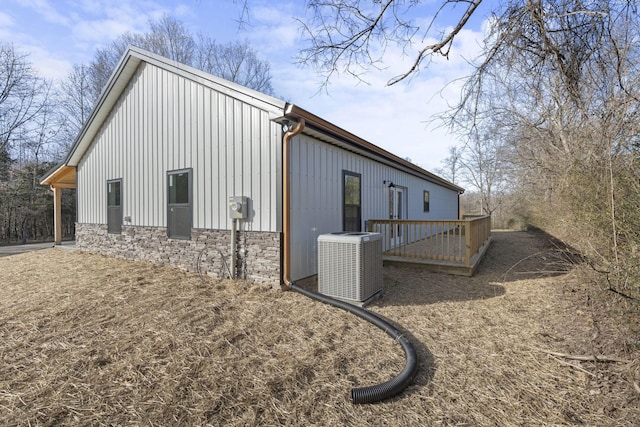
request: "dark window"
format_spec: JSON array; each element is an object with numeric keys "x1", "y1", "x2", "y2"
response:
[
  {"x1": 107, "y1": 179, "x2": 122, "y2": 234},
  {"x1": 423, "y1": 190, "x2": 430, "y2": 212},
  {"x1": 343, "y1": 171, "x2": 361, "y2": 232},
  {"x1": 167, "y1": 169, "x2": 192, "y2": 239}
]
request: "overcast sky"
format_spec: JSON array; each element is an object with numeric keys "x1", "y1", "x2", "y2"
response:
[{"x1": 0, "y1": 0, "x2": 492, "y2": 172}]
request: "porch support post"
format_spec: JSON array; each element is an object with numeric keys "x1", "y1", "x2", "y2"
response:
[{"x1": 52, "y1": 185, "x2": 62, "y2": 245}]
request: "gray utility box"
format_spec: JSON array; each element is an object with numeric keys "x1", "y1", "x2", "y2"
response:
[
  {"x1": 228, "y1": 196, "x2": 248, "y2": 219},
  {"x1": 318, "y1": 232, "x2": 383, "y2": 304}
]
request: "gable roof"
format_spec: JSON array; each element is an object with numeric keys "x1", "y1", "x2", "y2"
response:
[
  {"x1": 42, "y1": 46, "x2": 462, "y2": 193},
  {"x1": 69, "y1": 46, "x2": 286, "y2": 169}
]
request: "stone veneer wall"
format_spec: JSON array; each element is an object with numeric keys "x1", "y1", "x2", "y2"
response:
[{"x1": 75, "y1": 223, "x2": 281, "y2": 286}]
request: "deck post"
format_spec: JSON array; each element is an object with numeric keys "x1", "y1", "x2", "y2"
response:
[{"x1": 464, "y1": 220, "x2": 472, "y2": 267}]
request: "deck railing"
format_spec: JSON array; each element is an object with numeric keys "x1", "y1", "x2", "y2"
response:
[{"x1": 366, "y1": 216, "x2": 492, "y2": 268}]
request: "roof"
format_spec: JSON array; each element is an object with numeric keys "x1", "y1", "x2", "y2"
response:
[
  {"x1": 276, "y1": 104, "x2": 464, "y2": 193},
  {"x1": 40, "y1": 161, "x2": 76, "y2": 188},
  {"x1": 41, "y1": 46, "x2": 463, "y2": 194}
]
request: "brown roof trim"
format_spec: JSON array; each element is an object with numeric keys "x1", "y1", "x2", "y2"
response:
[{"x1": 282, "y1": 103, "x2": 464, "y2": 193}]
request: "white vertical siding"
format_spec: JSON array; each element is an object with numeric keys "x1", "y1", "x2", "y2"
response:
[
  {"x1": 77, "y1": 62, "x2": 282, "y2": 232},
  {"x1": 289, "y1": 134, "x2": 460, "y2": 280}
]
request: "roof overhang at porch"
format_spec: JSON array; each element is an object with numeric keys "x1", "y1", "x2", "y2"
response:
[{"x1": 40, "y1": 164, "x2": 76, "y2": 189}]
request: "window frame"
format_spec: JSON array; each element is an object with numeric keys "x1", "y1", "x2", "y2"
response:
[
  {"x1": 167, "y1": 168, "x2": 193, "y2": 240},
  {"x1": 107, "y1": 179, "x2": 122, "y2": 234},
  {"x1": 342, "y1": 170, "x2": 362, "y2": 232},
  {"x1": 423, "y1": 190, "x2": 430, "y2": 213}
]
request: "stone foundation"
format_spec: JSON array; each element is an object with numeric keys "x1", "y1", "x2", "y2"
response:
[{"x1": 76, "y1": 223, "x2": 281, "y2": 286}]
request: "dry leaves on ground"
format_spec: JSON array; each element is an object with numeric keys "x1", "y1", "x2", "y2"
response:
[{"x1": 0, "y1": 231, "x2": 638, "y2": 426}]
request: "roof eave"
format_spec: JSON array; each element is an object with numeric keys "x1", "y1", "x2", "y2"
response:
[
  {"x1": 278, "y1": 104, "x2": 465, "y2": 193},
  {"x1": 40, "y1": 163, "x2": 76, "y2": 188}
]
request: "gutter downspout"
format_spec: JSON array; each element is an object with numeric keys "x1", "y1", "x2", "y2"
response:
[{"x1": 282, "y1": 118, "x2": 305, "y2": 288}]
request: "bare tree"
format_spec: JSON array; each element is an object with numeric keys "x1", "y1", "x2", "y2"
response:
[
  {"x1": 78, "y1": 14, "x2": 274, "y2": 120},
  {"x1": 435, "y1": 145, "x2": 463, "y2": 185},
  {"x1": 296, "y1": 0, "x2": 483, "y2": 86},
  {"x1": 458, "y1": 126, "x2": 511, "y2": 216},
  {"x1": 0, "y1": 45, "x2": 62, "y2": 243},
  {"x1": 455, "y1": 1, "x2": 640, "y2": 297},
  {"x1": 195, "y1": 37, "x2": 274, "y2": 95},
  {"x1": 58, "y1": 64, "x2": 94, "y2": 154},
  {"x1": 87, "y1": 15, "x2": 196, "y2": 101},
  {"x1": 17, "y1": 86, "x2": 60, "y2": 243},
  {"x1": 146, "y1": 14, "x2": 195, "y2": 65},
  {"x1": 0, "y1": 43, "x2": 48, "y2": 177}
]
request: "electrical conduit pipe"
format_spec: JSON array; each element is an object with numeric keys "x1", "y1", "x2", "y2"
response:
[{"x1": 281, "y1": 115, "x2": 418, "y2": 403}]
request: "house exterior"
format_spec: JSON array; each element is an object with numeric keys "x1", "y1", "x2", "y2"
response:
[{"x1": 41, "y1": 47, "x2": 464, "y2": 287}]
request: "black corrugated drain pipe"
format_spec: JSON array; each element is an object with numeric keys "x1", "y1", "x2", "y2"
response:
[{"x1": 290, "y1": 283, "x2": 418, "y2": 404}]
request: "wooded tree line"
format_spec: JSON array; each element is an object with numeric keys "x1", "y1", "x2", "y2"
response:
[
  {"x1": 449, "y1": 0, "x2": 640, "y2": 299},
  {"x1": 0, "y1": 42, "x2": 70, "y2": 244},
  {"x1": 0, "y1": 15, "x2": 273, "y2": 245},
  {"x1": 294, "y1": 0, "x2": 640, "y2": 298}
]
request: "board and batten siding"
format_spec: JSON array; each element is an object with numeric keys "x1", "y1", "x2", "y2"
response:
[
  {"x1": 77, "y1": 62, "x2": 282, "y2": 233},
  {"x1": 288, "y1": 133, "x2": 460, "y2": 281}
]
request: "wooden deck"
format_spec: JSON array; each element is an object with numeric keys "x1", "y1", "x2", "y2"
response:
[{"x1": 366, "y1": 216, "x2": 492, "y2": 276}]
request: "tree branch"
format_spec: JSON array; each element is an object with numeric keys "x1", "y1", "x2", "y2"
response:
[{"x1": 388, "y1": 0, "x2": 483, "y2": 85}]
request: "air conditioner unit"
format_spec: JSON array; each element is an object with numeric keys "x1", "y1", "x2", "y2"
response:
[{"x1": 318, "y1": 232, "x2": 383, "y2": 305}]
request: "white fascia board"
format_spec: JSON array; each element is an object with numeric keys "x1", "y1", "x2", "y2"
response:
[{"x1": 66, "y1": 52, "x2": 141, "y2": 166}]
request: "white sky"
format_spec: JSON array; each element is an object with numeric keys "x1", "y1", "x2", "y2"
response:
[{"x1": 0, "y1": 0, "x2": 492, "y2": 172}]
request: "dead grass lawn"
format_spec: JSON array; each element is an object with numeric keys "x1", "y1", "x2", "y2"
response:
[{"x1": 0, "y1": 231, "x2": 638, "y2": 426}]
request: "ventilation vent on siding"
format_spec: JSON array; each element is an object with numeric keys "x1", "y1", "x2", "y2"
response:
[{"x1": 318, "y1": 232, "x2": 383, "y2": 304}]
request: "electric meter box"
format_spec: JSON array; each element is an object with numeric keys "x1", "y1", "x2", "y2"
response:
[{"x1": 228, "y1": 196, "x2": 248, "y2": 219}]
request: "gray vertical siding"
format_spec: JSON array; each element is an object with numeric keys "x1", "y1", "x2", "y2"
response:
[
  {"x1": 289, "y1": 133, "x2": 460, "y2": 280},
  {"x1": 77, "y1": 62, "x2": 282, "y2": 232},
  {"x1": 63, "y1": 47, "x2": 464, "y2": 286}
]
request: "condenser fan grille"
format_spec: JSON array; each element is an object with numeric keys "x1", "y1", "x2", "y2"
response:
[{"x1": 318, "y1": 232, "x2": 383, "y2": 303}]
